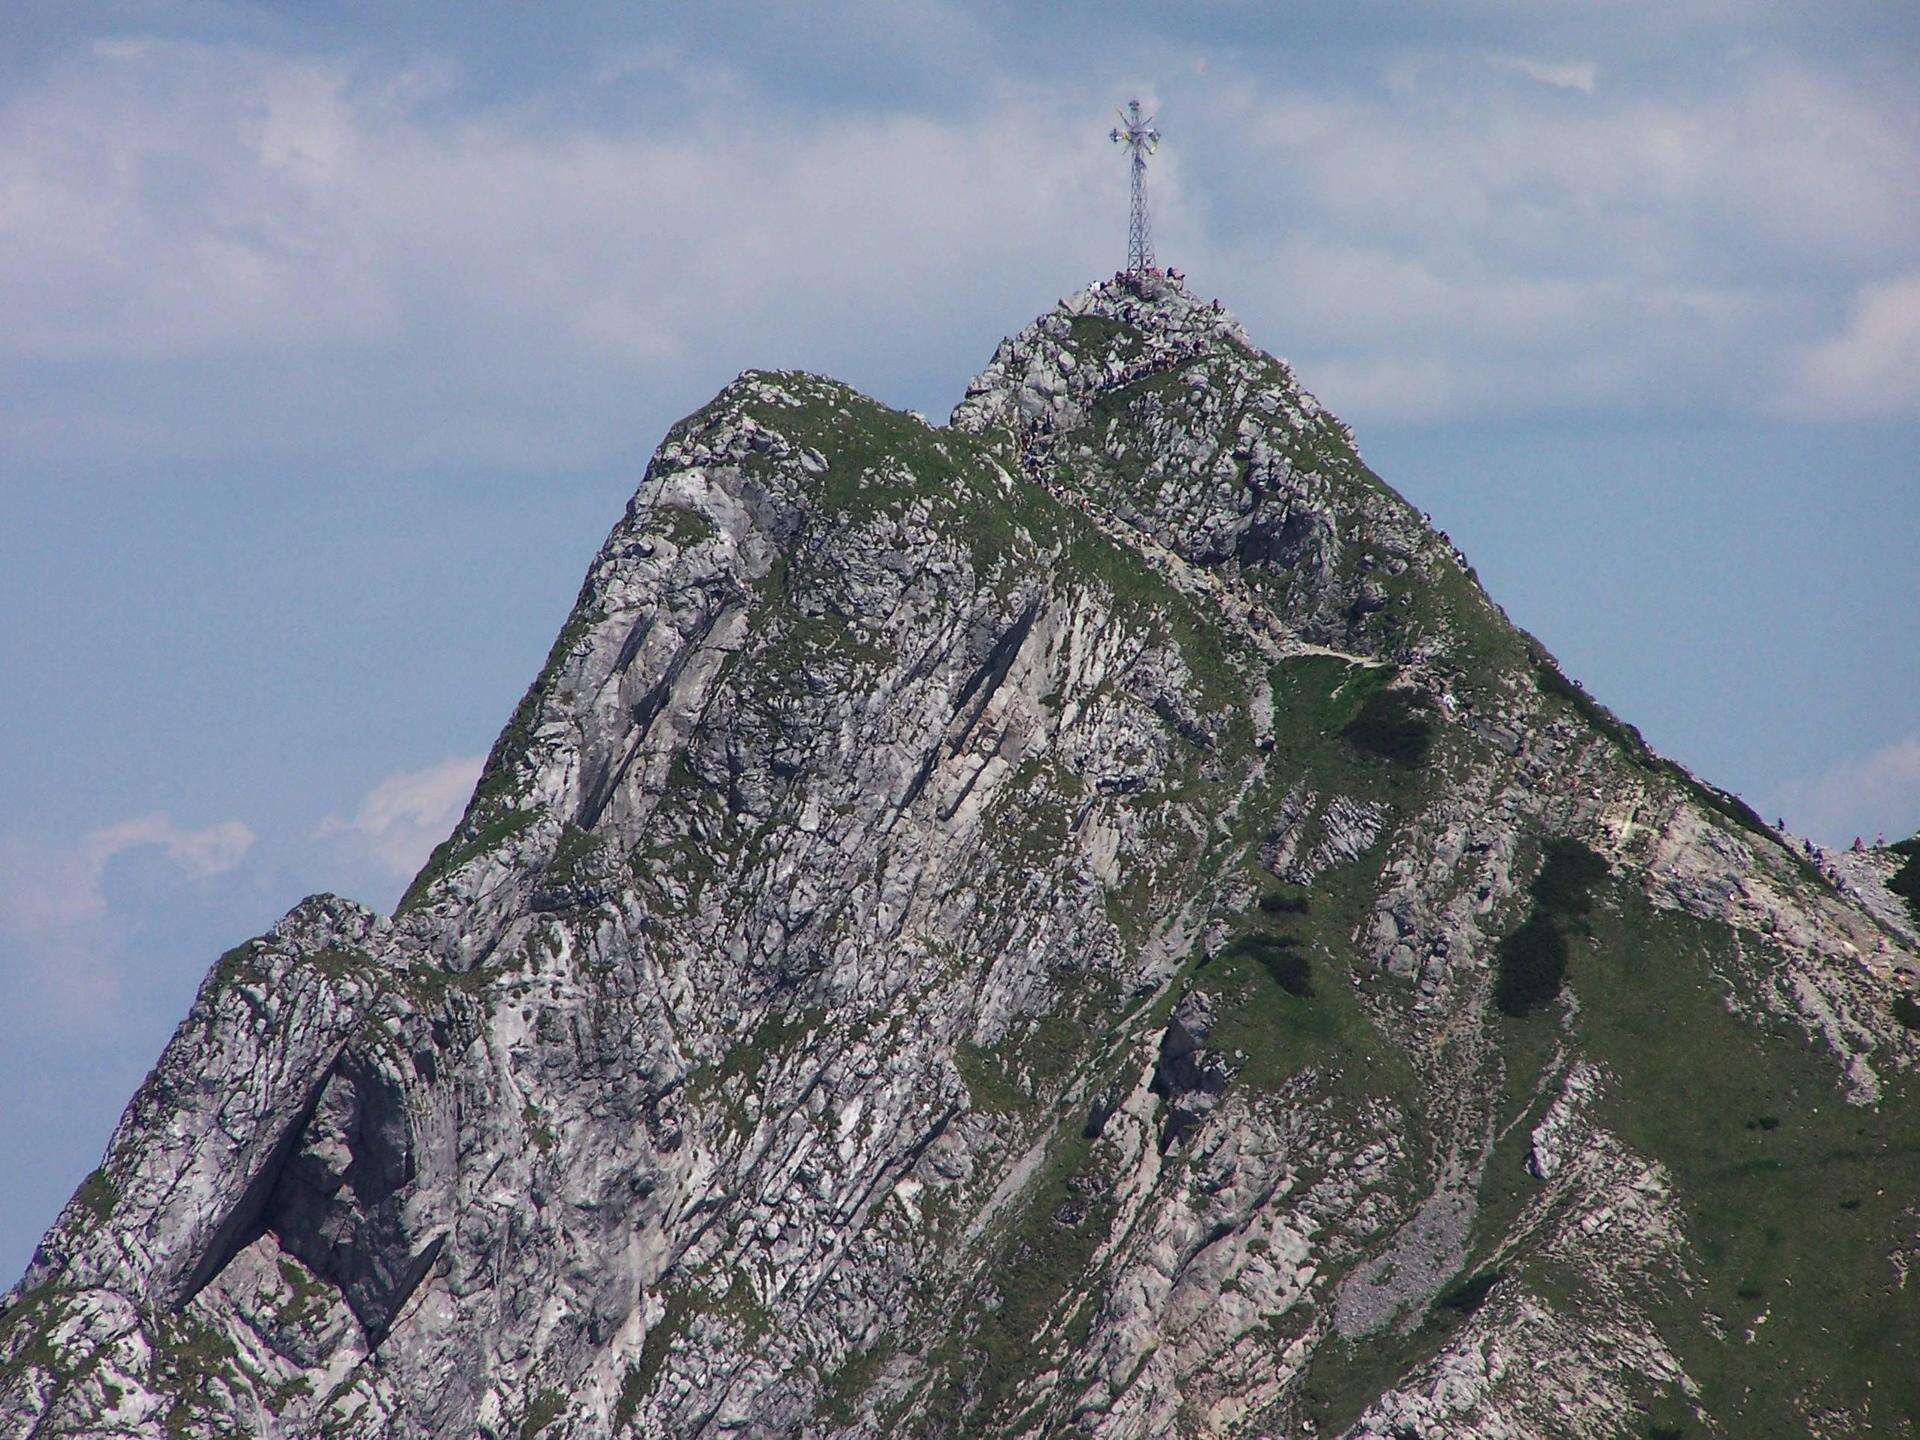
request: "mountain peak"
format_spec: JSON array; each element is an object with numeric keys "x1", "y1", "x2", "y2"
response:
[
  {"x1": 4, "y1": 277, "x2": 1916, "y2": 1440},
  {"x1": 953, "y1": 273, "x2": 1271, "y2": 436}
]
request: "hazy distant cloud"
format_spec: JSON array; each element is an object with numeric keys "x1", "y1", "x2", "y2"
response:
[
  {"x1": 0, "y1": 813, "x2": 255, "y2": 1018},
  {"x1": 1787, "y1": 271, "x2": 1920, "y2": 418},
  {"x1": 1489, "y1": 54, "x2": 1599, "y2": 93},
  {"x1": 316, "y1": 754, "x2": 483, "y2": 880},
  {"x1": 1777, "y1": 734, "x2": 1920, "y2": 845}
]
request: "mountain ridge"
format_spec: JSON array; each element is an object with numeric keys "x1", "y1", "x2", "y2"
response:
[{"x1": 4, "y1": 274, "x2": 1917, "y2": 1439}]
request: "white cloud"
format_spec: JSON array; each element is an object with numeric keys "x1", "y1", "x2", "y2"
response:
[
  {"x1": 0, "y1": 813, "x2": 255, "y2": 1015},
  {"x1": 1490, "y1": 54, "x2": 1599, "y2": 93},
  {"x1": 1777, "y1": 734, "x2": 1920, "y2": 846},
  {"x1": 316, "y1": 754, "x2": 483, "y2": 880},
  {"x1": 0, "y1": 33, "x2": 1913, "y2": 453},
  {"x1": 1193, "y1": 58, "x2": 1916, "y2": 422},
  {"x1": 0, "y1": 42, "x2": 1115, "y2": 366},
  {"x1": 1787, "y1": 271, "x2": 1920, "y2": 418}
]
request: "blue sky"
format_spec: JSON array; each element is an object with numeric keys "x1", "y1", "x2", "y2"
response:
[{"x1": 1, "y1": 0, "x2": 1915, "y2": 1279}]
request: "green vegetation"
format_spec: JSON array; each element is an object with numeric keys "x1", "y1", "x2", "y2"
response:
[
  {"x1": 274, "y1": 1256, "x2": 332, "y2": 1332},
  {"x1": 398, "y1": 805, "x2": 540, "y2": 914},
  {"x1": 1532, "y1": 649, "x2": 1790, "y2": 866},
  {"x1": 73, "y1": 1168, "x2": 116, "y2": 1223},
  {"x1": 932, "y1": 1123, "x2": 1118, "y2": 1429},
  {"x1": 521, "y1": 1103, "x2": 557, "y2": 1154},
  {"x1": 1571, "y1": 888, "x2": 1920, "y2": 1430},
  {"x1": 1531, "y1": 651, "x2": 1652, "y2": 761},
  {"x1": 817, "y1": 1338, "x2": 895, "y2": 1426},
  {"x1": 1495, "y1": 910, "x2": 1569, "y2": 1018},
  {"x1": 153, "y1": 1312, "x2": 247, "y2": 1439},
  {"x1": 630, "y1": 1290, "x2": 694, "y2": 1405},
  {"x1": 518, "y1": 1387, "x2": 565, "y2": 1438},
  {"x1": 1198, "y1": 864, "x2": 1418, "y2": 1112},
  {"x1": 1432, "y1": 1268, "x2": 1503, "y2": 1318},
  {"x1": 1297, "y1": 1260, "x2": 1509, "y2": 1432},
  {"x1": 644, "y1": 503, "x2": 714, "y2": 549},
  {"x1": 0, "y1": 1288, "x2": 65, "y2": 1391},
  {"x1": 612, "y1": 1365, "x2": 646, "y2": 1435},
  {"x1": 1264, "y1": 656, "x2": 1434, "y2": 819},
  {"x1": 954, "y1": 1006, "x2": 1091, "y2": 1117},
  {"x1": 1061, "y1": 312, "x2": 1145, "y2": 361}
]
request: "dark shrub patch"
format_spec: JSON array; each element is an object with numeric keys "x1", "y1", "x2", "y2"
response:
[
  {"x1": 1494, "y1": 913, "x2": 1568, "y2": 1017},
  {"x1": 1495, "y1": 837, "x2": 1610, "y2": 1018},
  {"x1": 1258, "y1": 890, "x2": 1309, "y2": 915},
  {"x1": 1533, "y1": 839, "x2": 1608, "y2": 918},
  {"x1": 1340, "y1": 688, "x2": 1435, "y2": 767},
  {"x1": 1261, "y1": 950, "x2": 1314, "y2": 998},
  {"x1": 1228, "y1": 932, "x2": 1314, "y2": 997},
  {"x1": 1433, "y1": 1269, "x2": 1503, "y2": 1317},
  {"x1": 1893, "y1": 993, "x2": 1920, "y2": 1031},
  {"x1": 1745, "y1": 1115, "x2": 1780, "y2": 1132},
  {"x1": 1889, "y1": 838, "x2": 1920, "y2": 924}
]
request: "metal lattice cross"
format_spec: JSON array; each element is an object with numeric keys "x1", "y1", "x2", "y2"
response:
[{"x1": 1109, "y1": 100, "x2": 1160, "y2": 275}]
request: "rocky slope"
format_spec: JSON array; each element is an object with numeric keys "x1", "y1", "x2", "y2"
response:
[{"x1": 4, "y1": 275, "x2": 1917, "y2": 1439}]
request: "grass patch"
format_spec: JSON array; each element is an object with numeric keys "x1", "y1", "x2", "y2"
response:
[
  {"x1": 956, "y1": 1041, "x2": 1032, "y2": 1114},
  {"x1": 1531, "y1": 650, "x2": 1654, "y2": 762},
  {"x1": 932, "y1": 1125, "x2": 1117, "y2": 1429},
  {"x1": 73, "y1": 1168, "x2": 116, "y2": 1224},
  {"x1": 1198, "y1": 864, "x2": 1419, "y2": 1111},
  {"x1": 1573, "y1": 888, "x2": 1920, "y2": 1431},
  {"x1": 398, "y1": 805, "x2": 540, "y2": 913},
  {"x1": 518, "y1": 1387, "x2": 565, "y2": 1438},
  {"x1": 630, "y1": 1290, "x2": 694, "y2": 1405},
  {"x1": 644, "y1": 503, "x2": 714, "y2": 549},
  {"x1": 612, "y1": 1365, "x2": 646, "y2": 1435},
  {"x1": 1494, "y1": 914, "x2": 1569, "y2": 1018}
]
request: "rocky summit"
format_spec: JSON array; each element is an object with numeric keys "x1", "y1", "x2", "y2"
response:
[{"x1": 4, "y1": 275, "x2": 1918, "y2": 1440}]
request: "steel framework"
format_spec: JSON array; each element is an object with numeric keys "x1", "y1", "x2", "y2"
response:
[{"x1": 1109, "y1": 100, "x2": 1160, "y2": 275}]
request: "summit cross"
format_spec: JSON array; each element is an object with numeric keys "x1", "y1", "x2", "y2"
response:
[{"x1": 1109, "y1": 99, "x2": 1160, "y2": 276}]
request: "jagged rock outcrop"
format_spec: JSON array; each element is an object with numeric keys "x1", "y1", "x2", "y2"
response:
[{"x1": 5, "y1": 275, "x2": 1917, "y2": 1439}]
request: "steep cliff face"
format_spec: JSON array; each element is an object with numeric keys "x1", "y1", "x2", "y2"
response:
[{"x1": 4, "y1": 276, "x2": 1917, "y2": 1440}]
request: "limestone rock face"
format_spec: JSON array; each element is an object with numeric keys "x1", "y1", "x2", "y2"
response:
[{"x1": 5, "y1": 278, "x2": 1918, "y2": 1439}]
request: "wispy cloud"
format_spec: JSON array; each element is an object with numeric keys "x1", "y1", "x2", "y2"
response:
[
  {"x1": 1787, "y1": 271, "x2": 1920, "y2": 418},
  {"x1": 1489, "y1": 54, "x2": 1599, "y2": 93},
  {"x1": 0, "y1": 813, "x2": 255, "y2": 1016},
  {"x1": 316, "y1": 754, "x2": 483, "y2": 881}
]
